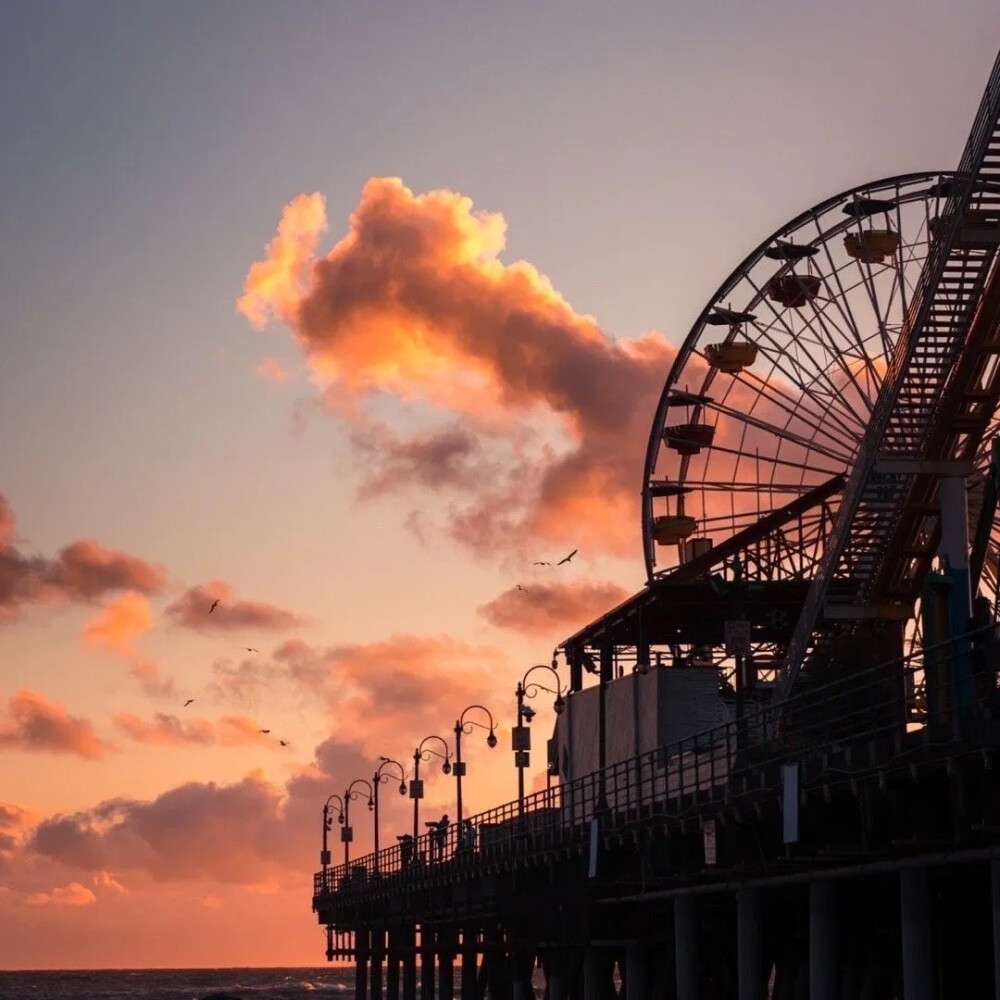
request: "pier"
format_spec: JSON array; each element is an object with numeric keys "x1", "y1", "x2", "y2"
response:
[{"x1": 313, "y1": 47, "x2": 1000, "y2": 999}]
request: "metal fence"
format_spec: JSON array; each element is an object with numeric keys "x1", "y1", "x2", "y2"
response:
[{"x1": 314, "y1": 626, "x2": 999, "y2": 904}]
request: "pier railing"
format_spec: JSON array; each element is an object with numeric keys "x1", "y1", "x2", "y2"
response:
[{"x1": 314, "y1": 626, "x2": 999, "y2": 905}]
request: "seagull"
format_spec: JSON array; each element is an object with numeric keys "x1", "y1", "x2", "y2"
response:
[
  {"x1": 183, "y1": 699, "x2": 195, "y2": 707},
  {"x1": 532, "y1": 561, "x2": 550, "y2": 566},
  {"x1": 209, "y1": 599, "x2": 220, "y2": 614},
  {"x1": 557, "y1": 549, "x2": 578, "y2": 566},
  {"x1": 516, "y1": 584, "x2": 525, "y2": 592},
  {"x1": 279, "y1": 740, "x2": 289, "y2": 747},
  {"x1": 258, "y1": 729, "x2": 270, "y2": 734},
  {"x1": 244, "y1": 647, "x2": 259, "y2": 653}
]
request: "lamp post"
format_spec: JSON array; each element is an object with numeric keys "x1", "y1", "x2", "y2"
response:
[
  {"x1": 453, "y1": 704, "x2": 498, "y2": 827},
  {"x1": 515, "y1": 659, "x2": 566, "y2": 815},
  {"x1": 373, "y1": 756, "x2": 407, "y2": 872},
  {"x1": 321, "y1": 794, "x2": 344, "y2": 875},
  {"x1": 343, "y1": 778, "x2": 374, "y2": 868},
  {"x1": 411, "y1": 734, "x2": 452, "y2": 843}
]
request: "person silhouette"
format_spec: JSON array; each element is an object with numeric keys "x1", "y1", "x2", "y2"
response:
[
  {"x1": 433, "y1": 814, "x2": 449, "y2": 860},
  {"x1": 460, "y1": 818, "x2": 476, "y2": 852},
  {"x1": 397, "y1": 833, "x2": 414, "y2": 868}
]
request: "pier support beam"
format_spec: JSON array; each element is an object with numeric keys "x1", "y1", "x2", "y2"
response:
[
  {"x1": 371, "y1": 929, "x2": 384, "y2": 1000},
  {"x1": 461, "y1": 926, "x2": 479, "y2": 1000},
  {"x1": 439, "y1": 937, "x2": 456, "y2": 1000},
  {"x1": 546, "y1": 949, "x2": 568, "y2": 1000},
  {"x1": 402, "y1": 927, "x2": 417, "y2": 1000},
  {"x1": 993, "y1": 861, "x2": 1000, "y2": 1000},
  {"x1": 900, "y1": 868, "x2": 933, "y2": 1000},
  {"x1": 675, "y1": 895, "x2": 699, "y2": 1000},
  {"x1": 626, "y1": 942, "x2": 648, "y2": 1000},
  {"x1": 809, "y1": 880, "x2": 838, "y2": 1000},
  {"x1": 420, "y1": 925, "x2": 436, "y2": 1000},
  {"x1": 737, "y1": 887, "x2": 763, "y2": 1000},
  {"x1": 386, "y1": 928, "x2": 401, "y2": 1000},
  {"x1": 355, "y1": 929, "x2": 370, "y2": 1000},
  {"x1": 583, "y1": 947, "x2": 603, "y2": 1000},
  {"x1": 484, "y1": 925, "x2": 505, "y2": 1000}
]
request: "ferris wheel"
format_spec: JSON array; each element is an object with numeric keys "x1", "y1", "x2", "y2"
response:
[
  {"x1": 644, "y1": 172, "x2": 952, "y2": 583},
  {"x1": 641, "y1": 168, "x2": 1000, "y2": 684}
]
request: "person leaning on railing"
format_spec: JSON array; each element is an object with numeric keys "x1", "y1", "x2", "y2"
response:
[
  {"x1": 397, "y1": 832, "x2": 414, "y2": 868},
  {"x1": 456, "y1": 818, "x2": 476, "y2": 853}
]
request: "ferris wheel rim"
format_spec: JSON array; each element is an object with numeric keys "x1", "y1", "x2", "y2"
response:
[{"x1": 642, "y1": 170, "x2": 954, "y2": 582}]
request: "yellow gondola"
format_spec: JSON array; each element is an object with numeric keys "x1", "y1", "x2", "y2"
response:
[{"x1": 704, "y1": 341, "x2": 757, "y2": 374}]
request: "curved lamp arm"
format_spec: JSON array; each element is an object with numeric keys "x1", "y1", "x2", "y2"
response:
[
  {"x1": 375, "y1": 756, "x2": 408, "y2": 795},
  {"x1": 456, "y1": 704, "x2": 498, "y2": 747},
  {"x1": 415, "y1": 734, "x2": 453, "y2": 773}
]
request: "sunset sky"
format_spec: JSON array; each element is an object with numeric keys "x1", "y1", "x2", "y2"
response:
[{"x1": 2, "y1": 0, "x2": 999, "y2": 970}]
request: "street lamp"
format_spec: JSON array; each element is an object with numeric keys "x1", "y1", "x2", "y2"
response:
[
  {"x1": 321, "y1": 794, "x2": 345, "y2": 875},
  {"x1": 343, "y1": 778, "x2": 374, "y2": 868},
  {"x1": 411, "y1": 734, "x2": 452, "y2": 842},
  {"x1": 453, "y1": 704, "x2": 498, "y2": 827},
  {"x1": 515, "y1": 657, "x2": 566, "y2": 815},
  {"x1": 373, "y1": 756, "x2": 407, "y2": 872}
]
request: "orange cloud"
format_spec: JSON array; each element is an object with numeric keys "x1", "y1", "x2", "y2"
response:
[
  {"x1": 164, "y1": 581, "x2": 306, "y2": 632},
  {"x1": 128, "y1": 659, "x2": 179, "y2": 701},
  {"x1": 478, "y1": 580, "x2": 630, "y2": 638},
  {"x1": 0, "y1": 690, "x2": 112, "y2": 760},
  {"x1": 0, "y1": 495, "x2": 13, "y2": 548},
  {"x1": 0, "y1": 495, "x2": 165, "y2": 623},
  {"x1": 82, "y1": 591, "x2": 153, "y2": 652},
  {"x1": 239, "y1": 178, "x2": 676, "y2": 559},
  {"x1": 238, "y1": 192, "x2": 328, "y2": 328},
  {"x1": 112, "y1": 712, "x2": 273, "y2": 748},
  {"x1": 255, "y1": 355, "x2": 292, "y2": 384},
  {"x1": 273, "y1": 634, "x2": 508, "y2": 749},
  {"x1": 0, "y1": 802, "x2": 39, "y2": 853},
  {"x1": 26, "y1": 882, "x2": 97, "y2": 906},
  {"x1": 93, "y1": 871, "x2": 127, "y2": 894}
]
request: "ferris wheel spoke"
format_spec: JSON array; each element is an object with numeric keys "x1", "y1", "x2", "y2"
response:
[
  {"x1": 690, "y1": 437, "x2": 843, "y2": 479},
  {"x1": 809, "y1": 212, "x2": 890, "y2": 374},
  {"x1": 740, "y1": 275, "x2": 874, "y2": 434},
  {"x1": 720, "y1": 364, "x2": 862, "y2": 456},
  {"x1": 692, "y1": 395, "x2": 852, "y2": 466}
]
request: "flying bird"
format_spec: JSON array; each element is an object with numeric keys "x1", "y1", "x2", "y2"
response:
[
  {"x1": 258, "y1": 729, "x2": 270, "y2": 734},
  {"x1": 557, "y1": 549, "x2": 578, "y2": 566},
  {"x1": 183, "y1": 699, "x2": 195, "y2": 707},
  {"x1": 244, "y1": 647, "x2": 259, "y2": 653},
  {"x1": 209, "y1": 599, "x2": 220, "y2": 614},
  {"x1": 532, "y1": 561, "x2": 550, "y2": 566},
  {"x1": 516, "y1": 584, "x2": 525, "y2": 592},
  {"x1": 279, "y1": 740, "x2": 289, "y2": 747}
]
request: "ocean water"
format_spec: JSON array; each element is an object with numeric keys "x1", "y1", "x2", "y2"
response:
[{"x1": 0, "y1": 967, "x2": 355, "y2": 1000}]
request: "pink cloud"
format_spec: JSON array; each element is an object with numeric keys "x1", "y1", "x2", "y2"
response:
[
  {"x1": 81, "y1": 591, "x2": 153, "y2": 652},
  {"x1": 478, "y1": 580, "x2": 630, "y2": 638},
  {"x1": 0, "y1": 691, "x2": 113, "y2": 760},
  {"x1": 0, "y1": 495, "x2": 166, "y2": 623},
  {"x1": 128, "y1": 659, "x2": 179, "y2": 701},
  {"x1": 26, "y1": 882, "x2": 96, "y2": 907},
  {"x1": 93, "y1": 871, "x2": 128, "y2": 894},
  {"x1": 112, "y1": 712, "x2": 273, "y2": 748},
  {"x1": 164, "y1": 581, "x2": 306, "y2": 632},
  {"x1": 273, "y1": 634, "x2": 507, "y2": 749},
  {"x1": 255, "y1": 356, "x2": 292, "y2": 384}
]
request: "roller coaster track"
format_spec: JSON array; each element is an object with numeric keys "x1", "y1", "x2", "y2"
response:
[{"x1": 779, "y1": 51, "x2": 1000, "y2": 697}]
